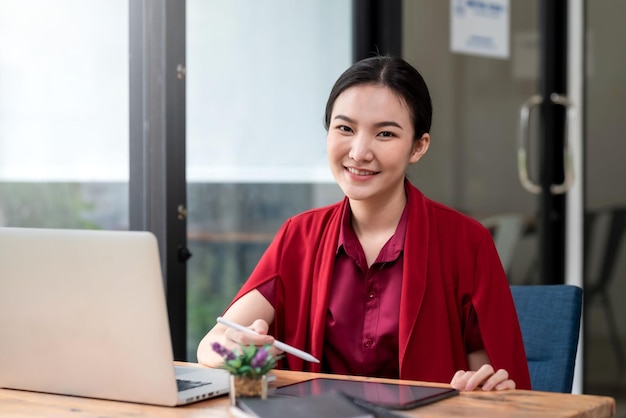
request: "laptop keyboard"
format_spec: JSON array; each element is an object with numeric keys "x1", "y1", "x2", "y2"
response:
[{"x1": 177, "y1": 379, "x2": 212, "y2": 392}]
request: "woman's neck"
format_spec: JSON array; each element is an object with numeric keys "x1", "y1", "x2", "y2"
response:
[{"x1": 349, "y1": 186, "x2": 407, "y2": 238}]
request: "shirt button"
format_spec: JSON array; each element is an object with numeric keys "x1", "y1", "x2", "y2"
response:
[
  {"x1": 368, "y1": 290, "x2": 375, "y2": 298},
  {"x1": 364, "y1": 339, "x2": 373, "y2": 348}
]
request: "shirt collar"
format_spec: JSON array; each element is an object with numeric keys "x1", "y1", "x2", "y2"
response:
[{"x1": 337, "y1": 190, "x2": 410, "y2": 264}]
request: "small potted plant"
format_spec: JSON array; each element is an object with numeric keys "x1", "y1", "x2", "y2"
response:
[{"x1": 212, "y1": 342, "x2": 280, "y2": 404}]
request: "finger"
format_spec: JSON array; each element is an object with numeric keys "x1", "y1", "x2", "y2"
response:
[
  {"x1": 450, "y1": 370, "x2": 466, "y2": 386},
  {"x1": 481, "y1": 368, "x2": 508, "y2": 391},
  {"x1": 450, "y1": 370, "x2": 473, "y2": 390},
  {"x1": 494, "y1": 379, "x2": 516, "y2": 391},
  {"x1": 250, "y1": 319, "x2": 270, "y2": 336},
  {"x1": 465, "y1": 364, "x2": 495, "y2": 391},
  {"x1": 248, "y1": 319, "x2": 275, "y2": 346},
  {"x1": 224, "y1": 326, "x2": 273, "y2": 347}
]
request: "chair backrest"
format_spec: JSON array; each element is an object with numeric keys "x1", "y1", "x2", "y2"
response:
[{"x1": 510, "y1": 285, "x2": 583, "y2": 392}]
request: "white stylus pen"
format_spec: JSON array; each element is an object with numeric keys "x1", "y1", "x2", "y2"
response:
[{"x1": 216, "y1": 316, "x2": 320, "y2": 363}]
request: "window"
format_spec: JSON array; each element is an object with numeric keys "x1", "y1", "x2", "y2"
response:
[
  {"x1": 186, "y1": 0, "x2": 351, "y2": 359},
  {"x1": 0, "y1": 0, "x2": 129, "y2": 230}
]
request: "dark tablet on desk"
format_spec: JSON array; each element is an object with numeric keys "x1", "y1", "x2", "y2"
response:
[{"x1": 272, "y1": 378, "x2": 459, "y2": 410}]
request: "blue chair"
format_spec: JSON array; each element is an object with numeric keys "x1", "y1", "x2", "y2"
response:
[{"x1": 510, "y1": 285, "x2": 583, "y2": 392}]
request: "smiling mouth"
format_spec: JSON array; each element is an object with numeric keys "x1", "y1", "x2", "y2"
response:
[{"x1": 346, "y1": 167, "x2": 379, "y2": 176}]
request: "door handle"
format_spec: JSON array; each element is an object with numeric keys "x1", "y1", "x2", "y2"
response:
[
  {"x1": 548, "y1": 93, "x2": 575, "y2": 194},
  {"x1": 518, "y1": 95, "x2": 543, "y2": 194},
  {"x1": 518, "y1": 93, "x2": 575, "y2": 195}
]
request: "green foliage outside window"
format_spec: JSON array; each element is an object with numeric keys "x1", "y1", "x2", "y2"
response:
[{"x1": 0, "y1": 182, "x2": 99, "y2": 229}]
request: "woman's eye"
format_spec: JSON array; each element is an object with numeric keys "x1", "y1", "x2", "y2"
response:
[
  {"x1": 337, "y1": 125, "x2": 353, "y2": 133},
  {"x1": 378, "y1": 131, "x2": 396, "y2": 138}
]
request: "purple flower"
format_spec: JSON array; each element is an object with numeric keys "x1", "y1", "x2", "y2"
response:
[
  {"x1": 250, "y1": 347, "x2": 268, "y2": 368},
  {"x1": 212, "y1": 342, "x2": 236, "y2": 361}
]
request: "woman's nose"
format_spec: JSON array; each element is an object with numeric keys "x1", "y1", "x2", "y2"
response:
[{"x1": 348, "y1": 134, "x2": 373, "y2": 162}]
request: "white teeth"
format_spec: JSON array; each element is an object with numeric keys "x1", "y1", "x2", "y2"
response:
[{"x1": 347, "y1": 167, "x2": 375, "y2": 175}]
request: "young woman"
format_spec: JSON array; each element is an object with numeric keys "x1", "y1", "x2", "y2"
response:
[{"x1": 197, "y1": 56, "x2": 531, "y2": 391}]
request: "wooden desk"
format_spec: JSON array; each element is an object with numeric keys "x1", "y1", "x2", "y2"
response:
[{"x1": 0, "y1": 369, "x2": 615, "y2": 417}]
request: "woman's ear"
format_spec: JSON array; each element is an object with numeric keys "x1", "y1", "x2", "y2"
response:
[{"x1": 409, "y1": 133, "x2": 430, "y2": 164}]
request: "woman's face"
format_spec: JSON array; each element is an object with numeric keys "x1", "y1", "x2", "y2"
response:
[{"x1": 326, "y1": 84, "x2": 429, "y2": 206}]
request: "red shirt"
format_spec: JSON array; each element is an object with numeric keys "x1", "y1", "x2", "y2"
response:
[
  {"x1": 257, "y1": 196, "x2": 483, "y2": 378},
  {"x1": 321, "y1": 200, "x2": 407, "y2": 378},
  {"x1": 231, "y1": 181, "x2": 530, "y2": 388}
]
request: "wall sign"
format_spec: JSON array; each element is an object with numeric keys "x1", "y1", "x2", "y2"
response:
[{"x1": 450, "y1": 0, "x2": 510, "y2": 59}]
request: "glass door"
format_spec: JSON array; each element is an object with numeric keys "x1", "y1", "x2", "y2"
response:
[
  {"x1": 403, "y1": 0, "x2": 542, "y2": 281},
  {"x1": 405, "y1": 0, "x2": 626, "y2": 401},
  {"x1": 584, "y1": 0, "x2": 626, "y2": 401},
  {"x1": 403, "y1": 0, "x2": 588, "y2": 391}
]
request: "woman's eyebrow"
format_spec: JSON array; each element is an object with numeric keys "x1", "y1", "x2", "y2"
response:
[
  {"x1": 374, "y1": 120, "x2": 403, "y2": 130},
  {"x1": 333, "y1": 114, "x2": 404, "y2": 130},
  {"x1": 333, "y1": 114, "x2": 355, "y2": 124}
]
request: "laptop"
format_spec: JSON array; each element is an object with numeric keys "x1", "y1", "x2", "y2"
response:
[{"x1": 0, "y1": 227, "x2": 230, "y2": 406}]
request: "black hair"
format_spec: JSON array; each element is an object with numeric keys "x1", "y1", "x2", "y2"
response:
[{"x1": 324, "y1": 56, "x2": 432, "y2": 140}]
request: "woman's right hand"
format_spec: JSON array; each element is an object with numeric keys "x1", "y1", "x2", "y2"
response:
[
  {"x1": 196, "y1": 290, "x2": 276, "y2": 367},
  {"x1": 222, "y1": 318, "x2": 275, "y2": 348}
]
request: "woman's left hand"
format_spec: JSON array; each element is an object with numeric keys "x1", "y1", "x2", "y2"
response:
[{"x1": 450, "y1": 364, "x2": 516, "y2": 391}]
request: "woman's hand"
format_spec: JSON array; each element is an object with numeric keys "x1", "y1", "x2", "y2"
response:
[
  {"x1": 450, "y1": 364, "x2": 516, "y2": 391},
  {"x1": 223, "y1": 319, "x2": 275, "y2": 348},
  {"x1": 220, "y1": 318, "x2": 283, "y2": 360},
  {"x1": 196, "y1": 290, "x2": 278, "y2": 367}
]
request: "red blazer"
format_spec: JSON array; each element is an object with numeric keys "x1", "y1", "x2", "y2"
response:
[{"x1": 230, "y1": 180, "x2": 532, "y2": 389}]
